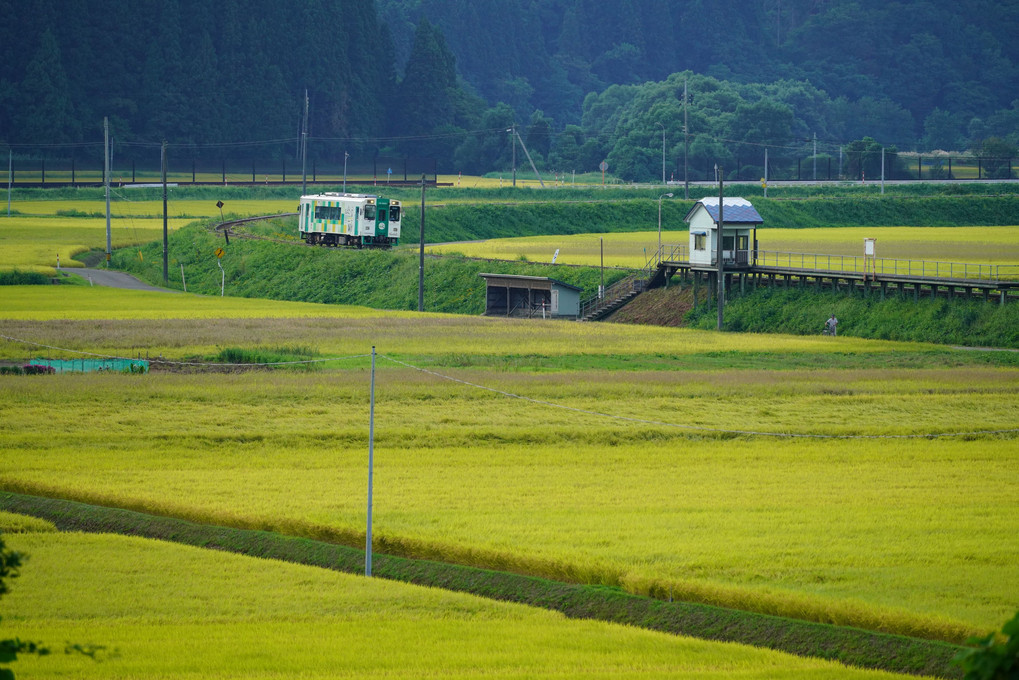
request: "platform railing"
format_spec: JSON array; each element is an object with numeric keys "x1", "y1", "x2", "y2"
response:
[
  {"x1": 652, "y1": 243, "x2": 1018, "y2": 282},
  {"x1": 753, "y1": 250, "x2": 1018, "y2": 282}
]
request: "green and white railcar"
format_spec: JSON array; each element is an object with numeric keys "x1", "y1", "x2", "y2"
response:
[{"x1": 298, "y1": 192, "x2": 402, "y2": 248}]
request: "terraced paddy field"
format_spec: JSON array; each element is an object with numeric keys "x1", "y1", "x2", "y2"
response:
[
  {"x1": 2, "y1": 287, "x2": 1016, "y2": 649},
  {"x1": 425, "y1": 226, "x2": 1019, "y2": 269},
  {"x1": 2, "y1": 527, "x2": 918, "y2": 679}
]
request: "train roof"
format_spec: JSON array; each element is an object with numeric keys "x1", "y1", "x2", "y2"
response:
[{"x1": 301, "y1": 192, "x2": 379, "y2": 201}]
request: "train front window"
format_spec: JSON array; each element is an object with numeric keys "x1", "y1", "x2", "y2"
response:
[
  {"x1": 364, "y1": 206, "x2": 376, "y2": 221},
  {"x1": 389, "y1": 206, "x2": 400, "y2": 221}
]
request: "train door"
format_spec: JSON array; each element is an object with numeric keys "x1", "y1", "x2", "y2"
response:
[{"x1": 375, "y1": 198, "x2": 389, "y2": 239}]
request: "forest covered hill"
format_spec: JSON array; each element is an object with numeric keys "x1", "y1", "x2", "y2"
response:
[{"x1": 1, "y1": 0, "x2": 1016, "y2": 181}]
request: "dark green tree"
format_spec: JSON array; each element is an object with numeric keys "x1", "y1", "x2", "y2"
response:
[
  {"x1": 844, "y1": 136, "x2": 895, "y2": 180},
  {"x1": 921, "y1": 108, "x2": 967, "y2": 152},
  {"x1": 975, "y1": 138, "x2": 1017, "y2": 179},
  {"x1": 524, "y1": 110, "x2": 553, "y2": 163},
  {"x1": 952, "y1": 610, "x2": 1019, "y2": 680},
  {"x1": 395, "y1": 19, "x2": 458, "y2": 151},
  {"x1": 15, "y1": 29, "x2": 79, "y2": 144}
]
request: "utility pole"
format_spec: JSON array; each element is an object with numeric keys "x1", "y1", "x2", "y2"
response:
[
  {"x1": 301, "y1": 89, "x2": 309, "y2": 195},
  {"x1": 418, "y1": 174, "x2": 426, "y2": 312},
  {"x1": 161, "y1": 140, "x2": 168, "y2": 284},
  {"x1": 510, "y1": 124, "x2": 517, "y2": 187},
  {"x1": 343, "y1": 151, "x2": 349, "y2": 193},
  {"x1": 7, "y1": 148, "x2": 12, "y2": 217},
  {"x1": 656, "y1": 122, "x2": 665, "y2": 185},
  {"x1": 812, "y1": 132, "x2": 817, "y2": 182},
  {"x1": 716, "y1": 166, "x2": 724, "y2": 332},
  {"x1": 600, "y1": 237, "x2": 604, "y2": 299},
  {"x1": 509, "y1": 125, "x2": 544, "y2": 187},
  {"x1": 104, "y1": 117, "x2": 111, "y2": 265},
  {"x1": 365, "y1": 345, "x2": 376, "y2": 577},
  {"x1": 683, "y1": 77, "x2": 690, "y2": 200},
  {"x1": 881, "y1": 147, "x2": 886, "y2": 195},
  {"x1": 764, "y1": 148, "x2": 768, "y2": 198}
]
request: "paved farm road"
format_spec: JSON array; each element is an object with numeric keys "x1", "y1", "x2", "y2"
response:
[{"x1": 69, "y1": 268, "x2": 180, "y2": 293}]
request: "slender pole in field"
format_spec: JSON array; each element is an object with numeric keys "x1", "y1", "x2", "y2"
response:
[
  {"x1": 656, "y1": 122, "x2": 665, "y2": 185},
  {"x1": 881, "y1": 147, "x2": 886, "y2": 195},
  {"x1": 104, "y1": 117, "x2": 111, "y2": 265},
  {"x1": 162, "y1": 140, "x2": 168, "y2": 284},
  {"x1": 716, "y1": 168, "x2": 725, "y2": 331},
  {"x1": 657, "y1": 192, "x2": 673, "y2": 254},
  {"x1": 365, "y1": 346, "x2": 376, "y2": 577},
  {"x1": 510, "y1": 124, "x2": 517, "y2": 188},
  {"x1": 683, "y1": 77, "x2": 689, "y2": 200},
  {"x1": 301, "y1": 89, "x2": 308, "y2": 195},
  {"x1": 813, "y1": 132, "x2": 817, "y2": 182},
  {"x1": 7, "y1": 148, "x2": 11, "y2": 217},
  {"x1": 419, "y1": 175, "x2": 426, "y2": 312}
]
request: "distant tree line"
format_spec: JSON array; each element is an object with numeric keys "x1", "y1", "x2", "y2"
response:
[{"x1": 1, "y1": 0, "x2": 1016, "y2": 182}]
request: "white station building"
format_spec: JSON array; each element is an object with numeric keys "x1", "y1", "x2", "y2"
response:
[{"x1": 684, "y1": 197, "x2": 764, "y2": 267}]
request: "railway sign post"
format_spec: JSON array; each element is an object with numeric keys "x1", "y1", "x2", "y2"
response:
[
  {"x1": 217, "y1": 200, "x2": 224, "y2": 221},
  {"x1": 599, "y1": 160, "x2": 608, "y2": 186}
]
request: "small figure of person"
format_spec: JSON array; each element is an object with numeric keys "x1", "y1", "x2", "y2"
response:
[{"x1": 825, "y1": 313, "x2": 838, "y2": 336}]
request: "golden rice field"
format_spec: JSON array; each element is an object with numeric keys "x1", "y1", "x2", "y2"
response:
[
  {"x1": 1, "y1": 529, "x2": 911, "y2": 679},
  {"x1": 426, "y1": 226, "x2": 1019, "y2": 268},
  {"x1": 0, "y1": 217, "x2": 194, "y2": 273},
  {"x1": 6, "y1": 198, "x2": 297, "y2": 218},
  {"x1": 0, "y1": 197, "x2": 295, "y2": 273},
  {"x1": 1, "y1": 295, "x2": 1016, "y2": 643}
]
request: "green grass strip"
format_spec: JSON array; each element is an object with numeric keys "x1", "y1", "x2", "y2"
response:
[{"x1": 0, "y1": 491, "x2": 964, "y2": 678}]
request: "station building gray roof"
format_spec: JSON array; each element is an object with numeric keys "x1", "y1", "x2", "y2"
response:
[
  {"x1": 683, "y1": 197, "x2": 764, "y2": 224},
  {"x1": 479, "y1": 273, "x2": 583, "y2": 291}
]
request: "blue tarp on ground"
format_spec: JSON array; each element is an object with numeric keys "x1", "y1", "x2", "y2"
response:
[{"x1": 30, "y1": 358, "x2": 149, "y2": 373}]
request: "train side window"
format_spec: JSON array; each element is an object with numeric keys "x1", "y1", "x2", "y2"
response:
[
  {"x1": 389, "y1": 206, "x2": 400, "y2": 221},
  {"x1": 315, "y1": 205, "x2": 325, "y2": 220}
]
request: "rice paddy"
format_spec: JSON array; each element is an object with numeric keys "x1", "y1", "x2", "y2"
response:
[
  {"x1": 1, "y1": 190, "x2": 1016, "y2": 676},
  {"x1": 1, "y1": 530, "x2": 916, "y2": 679},
  {"x1": 0, "y1": 341, "x2": 1015, "y2": 643}
]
